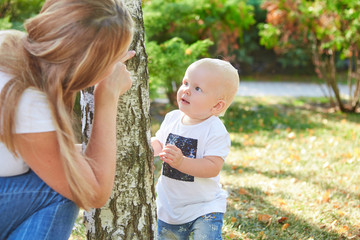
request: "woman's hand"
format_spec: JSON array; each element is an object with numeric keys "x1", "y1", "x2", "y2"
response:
[{"x1": 95, "y1": 50, "x2": 136, "y2": 100}]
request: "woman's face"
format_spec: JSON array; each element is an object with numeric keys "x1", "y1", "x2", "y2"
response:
[{"x1": 91, "y1": 46, "x2": 131, "y2": 87}]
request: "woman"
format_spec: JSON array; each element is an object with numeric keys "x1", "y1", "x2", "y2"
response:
[{"x1": 0, "y1": 0, "x2": 135, "y2": 239}]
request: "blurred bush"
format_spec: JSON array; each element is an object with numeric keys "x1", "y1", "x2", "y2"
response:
[
  {"x1": 0, "y1": 0, "x2": 44, "y2": 30},
  {"x1": 147, "y1": 37, "x2": 213, "y2": 105}
]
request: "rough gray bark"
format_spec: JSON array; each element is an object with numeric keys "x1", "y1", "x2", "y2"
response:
[{"x1": 81, "y1": 1, "x2": 157, "y2": 239}]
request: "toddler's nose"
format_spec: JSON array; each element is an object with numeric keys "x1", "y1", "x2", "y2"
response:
[{"x1": 184, "y1": 86, "x2": 190, "y2": 95}]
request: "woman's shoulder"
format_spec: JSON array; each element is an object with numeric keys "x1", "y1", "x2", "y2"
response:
[
  {"x1": 0, "y1": 74, "x2": 46, "y2": 106},
  {"x1": 0, "y1": 71, "x2": 12, "y2": 90},
  {"x1": 0, "y1": 30, "x2": 25, "y2": 56},
  {"x1": 0, "y1": 30, "x2": 27, "y2": 90},
  {"x1": 0, "y1": 29, "x2": 25, "y2": 45},
  {"x1": 0, "y1": 29, "x2": 25, "y2": 37}
]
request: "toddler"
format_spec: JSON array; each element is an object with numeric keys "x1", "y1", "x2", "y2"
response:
[{"x1": 152, "y1": 58, "x2": 240, "y2": 239}]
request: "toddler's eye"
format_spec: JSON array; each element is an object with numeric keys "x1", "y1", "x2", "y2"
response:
[
  {"x1": 183, "y1": 81, "x2": 189, "y2": 86},
  {"x1": 195, "y1": 87, "x2": 202, "y2": 92}
]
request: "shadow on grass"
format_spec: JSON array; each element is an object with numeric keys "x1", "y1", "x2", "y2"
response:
[
  {"x1": 230, "y1": 140, "x2": 266, "y2": 149},
  {"x1": 222, "y1": 164, "x2": 298, "y2": 180},
  {"x1": 224, "y1": 185, "x2": 345, "y2": 240},
  {"x1": 224, "y1": 97, "x2": 360, "y2": 135},
  {"x1": 223, "y1": 164, "x2": 360, "y2": 212},
  {"x1": 224, "y1": 100, "x2": 328, "y2": 134},
  {"x1": 150, "y1": 97, "x2": 360, "y2": 136}
]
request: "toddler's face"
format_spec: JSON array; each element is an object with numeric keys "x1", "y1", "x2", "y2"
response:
[{"x1": 177, "y1": 65, "x2": 223, "y2": 122}]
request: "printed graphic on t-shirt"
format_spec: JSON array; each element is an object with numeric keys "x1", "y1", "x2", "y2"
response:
[{"x1": 162, "y1": 133, "x2": 197, "y2": 182}]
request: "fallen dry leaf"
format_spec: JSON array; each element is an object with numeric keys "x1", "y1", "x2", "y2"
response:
[
  {"x1": 338, "y1": 225, "x2": 349, "y2": 234},
  {"x1": 290, "y1": 154, "x2": 300, "y2": 161},
  {"x1": 238, "y1": 188, "x2": 248, "y2": 195},
  {"x1": 322, "y1": 190, "x2": 331, "y2": 203},
  {"x1": 258, "y1": 214, "x2": 272, "y2": 223},
  {"x1": 337, "y1": 210, "x2": 345, "y2": 217},
  {"x1": 227, "y1": 232, "x2": 236, "y2": 239},
  {"x1": 276, "y1": 198, "x2": 287, "y2": 206},
  {"x1": 282, "y1": 223, "x2": 290, "y2": 230},
  {"x1": 277, "y1": 216, "x2": 288, "y2": 224}
]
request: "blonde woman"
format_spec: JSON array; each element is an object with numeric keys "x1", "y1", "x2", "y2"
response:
[{"x1": 0, "y1": 0, "x2": 134, "y2": 239}]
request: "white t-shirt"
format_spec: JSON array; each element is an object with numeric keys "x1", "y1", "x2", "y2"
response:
[
  {"x1": 155, "y1": 110, "x2": 230, "y2": 224},
  {"x1": 0, "y1": 71, "x2": 55, "y2": 177}
]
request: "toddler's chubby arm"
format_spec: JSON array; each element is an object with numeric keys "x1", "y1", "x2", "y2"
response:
[
  {"x1": 151, "y1": 137, "x2": 163, "y2": 156},
  {"x1": 159, "y1": 144, "x2": 224, "y2": 178}
]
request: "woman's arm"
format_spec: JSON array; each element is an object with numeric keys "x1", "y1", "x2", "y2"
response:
[
  {"x1": 13, "y1": 91, "x2": 118, "y2": 208},
  {"x1": 14, "y1": 51, "x2": 135, "y2": 208}
]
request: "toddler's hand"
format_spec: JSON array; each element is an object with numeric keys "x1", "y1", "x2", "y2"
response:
[{"x1": 159, "y1": 145, "x2": 184, "y2": 169}]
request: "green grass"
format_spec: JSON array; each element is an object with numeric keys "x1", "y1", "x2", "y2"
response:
[
  {"x1": 220, "y1": 97, "x2": 360, "y2": 240},
  {"x1": 71, "y1": 96, "x2": 360, "y2": 239}
]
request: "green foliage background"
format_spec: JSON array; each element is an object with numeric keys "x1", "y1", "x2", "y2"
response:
[
  {"x1": 1, "y1": 0, "x2": 357, "y2": 108},
  {"x1": 143, "y1": 0, "x2": 259, "y2": 102},
  {"x1": 0, "y1": 0, "x2": 44, "y2": 30},
  {"x1": 147, "y1": 37, "x2": 213, "y2": 103}
]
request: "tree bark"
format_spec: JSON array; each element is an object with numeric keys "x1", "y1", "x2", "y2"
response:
[{"x1": 81, "y1": 1, "x2": 157, "y2": 239}]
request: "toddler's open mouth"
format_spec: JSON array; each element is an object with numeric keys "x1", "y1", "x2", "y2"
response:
[{"x1": 180, "y1": 98, "x2": 190, "y2": 104}]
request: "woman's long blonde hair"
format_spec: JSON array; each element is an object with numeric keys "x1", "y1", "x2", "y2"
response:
[{"x1": 0, "y1": 0, "x2": 133, "y2": 209}]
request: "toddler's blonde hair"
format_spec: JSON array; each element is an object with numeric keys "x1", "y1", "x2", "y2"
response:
[{"x1": 187, "y1": 58, "x2": 240, "y2": 115}]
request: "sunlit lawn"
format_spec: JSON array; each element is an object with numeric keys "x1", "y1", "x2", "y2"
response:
[
  {"x1": 220, "y1": 96, "x2": 360, "y2": 240},
  {"x1": 72, "y1": 96, "x2": 360, "y2": 239}
]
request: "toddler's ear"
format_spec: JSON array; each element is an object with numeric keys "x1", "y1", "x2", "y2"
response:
[{"x1": 212, "y1": 100, "x2": 226, "y2": 115}]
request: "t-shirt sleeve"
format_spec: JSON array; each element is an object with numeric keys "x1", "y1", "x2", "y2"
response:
[
  {"x1": 203, "y1": 127, "x2": 231, "y2": 161},
  {"x1": 155, "y1": 110, "x2": 178, "y2": 145},
  {"x1": 155, "y1": 113, "x2": 170, "y2": 145},
  {"x1": 15, "y1": 88, "x2": 56, "y2": 133}
]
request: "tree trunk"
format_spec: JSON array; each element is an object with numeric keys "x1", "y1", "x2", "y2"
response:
[
  {"x1": 81, "y1": 1, "x2": 157, "y2": 239},
  {"x1": 309, "y1": 34, "x2": 360, "y2": 112},
  {"x1": 327, "y1": 53, "x2": 346, "y2": 112},
  {"x1": 351, "y1": 52, "x2": 360, "y2": 111}
]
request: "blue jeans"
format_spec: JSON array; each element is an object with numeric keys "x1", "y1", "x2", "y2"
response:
[
  {"x1": 0, "y1": 170, "x2": 79, "y2": 240},
  {"x1": 158, "y1": 212, "x2": 224, "y2": 240}
]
